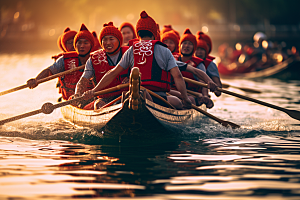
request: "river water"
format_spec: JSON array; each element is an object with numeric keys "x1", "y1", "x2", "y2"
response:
[{"x1": 0, "y1": 52, "x2": 300, "y2": 199}]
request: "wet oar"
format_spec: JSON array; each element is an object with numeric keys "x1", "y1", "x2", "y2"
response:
[
  {"x1": 0, "y1": 65, "x2": 85, "y2": 96},
  {"x1": 166, "y1": 92, "x2": 240, "y2": 129},
  {"x1": 0, "y1": 83, "x2": 129, "y2": 125},
  {"x1": 222, "y1": 83, "x2": 261, "y2": 93},
  {"x1": 191, "y1": 104, "x2": 240, "y2": 128},
  {"x1": 184, "y1": 77, "x2": 300, "y2": 121}
]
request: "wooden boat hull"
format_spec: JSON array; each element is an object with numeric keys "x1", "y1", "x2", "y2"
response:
[
  {"x1": 61, "y1": 99, "x2": 206, "y2": 138},
  {"x1": 219, "y1": 56, "x2": 300, "y2": 80}
]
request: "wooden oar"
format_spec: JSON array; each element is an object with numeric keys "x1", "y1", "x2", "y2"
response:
[
  {"x1": 165, "y1": 92, "x2": 240, "y2": 129},
  {"x1": 191, "y1": 104, "x2": 240, "y2": 128},
  {"x1": 222, "y1": 83, "x2": 261, "y2": 93},
  {"x1": 100, "y1": 96, "x2": 122, "y2": 109},
  {"x1": 0, "y1": 65, "x2": 85, "y2": 96},
  {"x1": 140, "y1": 86, "x2": 176, "y2": 109},
  {"x1": 0, "y1": 83, "x2": 129, "y2": 125},
  {"x1": 184, "y1": 77, "x2": 300, "y2": 121}
]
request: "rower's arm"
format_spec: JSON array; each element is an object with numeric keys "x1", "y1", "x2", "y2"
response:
[
  {"x1": 35, "y1": 68, "x2": 53, "y2": 80},
  {"x1": 185, "y1": 64, "x2": 212, "y2": 84},
  {"x1": 170, "y1": 67, "x2": 191, "y2": 108},
  {"x1": 74, "y1": 77, "x2": 90, "y2": 96},
  {"x1": 27, "y1": 68, "x2": 53, "y2": 89},
  {"x1": 27, "y1": 57, "x2": 64, "y2": 89},
  {"x1": 211, "y1": 76, "x2": 222, "y2": 97}
]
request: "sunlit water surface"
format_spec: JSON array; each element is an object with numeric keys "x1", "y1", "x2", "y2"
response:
[{"x1": 0, "y1": 53, "x2": 300, "y2": 199}]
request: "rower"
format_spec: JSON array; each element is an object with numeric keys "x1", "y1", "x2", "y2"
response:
[
  {"x1": 119, "y1": 22, "x2": 137, "y2": 47},
  {"x1": 52, "y1": 27, "x2": 77, "y2": 61},
  {"x1": 81, "y1": 10, "x2": 192, "y2": 110},
  {"x1": 161, "y1": 30, "x2": 180, "y2": 55},
  {"x1": 195, "y1": 32, "x2": 222, "y2": 97},
  {"x1": 73, "y1": 22, "x2": 131, "y2": 109},
  {"x1": 27, "y1": 24, "x2": 95, "y2": 101},
  {"x1": 173, "y1": 28, "x2": 214, "y2": 108},
  {"x1": 161, "y1": 30, "x2": 218, "y2": 108}
]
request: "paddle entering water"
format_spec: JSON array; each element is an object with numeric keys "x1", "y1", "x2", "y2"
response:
[
  {"x1": 165, "y1": 92, "x2": 240, "y2": 129},
  {"x1": 0, "y1": 83, "x2": 129, "y2": 125},
  {"x1": 184, "y1": 77, "x2": 300, "y2": 121},
  {"x1": 0, "y1": 65, "x2": 85, "y2": 96},
  {"x1": 222, "y1": 83, "x2": 261, "y2": 93}
]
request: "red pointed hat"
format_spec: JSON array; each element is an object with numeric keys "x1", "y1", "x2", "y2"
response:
[
  {"x1": 99, "y1": 22, "x2": 123, "y2": 46},
  {"x1": 161, "y1": 30, "x2": 179, "y2": 53},
  {"x1": 196, "y1": 31, "x2": 212, "y2": 54},
  {"x1": 57, "y1": 34, "x2": 65, "y2": 52},
  {"x1": 179, "y1": 28, "x2": 197, "y2": 54},
  {"x1": 161, "y1": 25, "x2": 173, "y2": 35},
  {"x1": 160, "y1": 25, "x2": 180, "y2": 39},
  {"x1": 136, "y1": 11, "x2": 157, "y2": 38},
  {"x1": 119, "y1": 22, "x2": 137, "y2": 39},
  {"x1": 73, "y1": 24, "x2": 94, "y2": 50},
  {"x1": 196, "y1": 35, "x2": 209, "y2": 56},
  {"x1": 61, "y1": 27, "x2": 77, "y2": 52},
  {"x1": 91, "y1": 31, "x2": 101, "y2": 52}
]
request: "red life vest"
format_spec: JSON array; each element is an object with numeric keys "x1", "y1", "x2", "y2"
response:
[
  {"x1": 59, "y1": 51, "x2": 93, "y2": 100},
  {"x1": 133, "y1": 40, "x2": 171, "y2": 92},
  {"x1": 90, "y1": 46, "x2": 129, "y2": 98},
  {"x1": 203, "y1": 58, "x2": 213, "y2": 69},
  {"x1": 207, "y1": 55, "x2": 215, "y2": 61},
  {"x1": 174, "y1": 54, "x2": 204, "y2": 92}
]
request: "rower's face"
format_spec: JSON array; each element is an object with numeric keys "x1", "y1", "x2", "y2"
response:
[
  {"x1": 163, "y1": 39, "x2": 176, "y2": 52},
  {"x1": 76, "y1": 39, "x2": 91, "y2": 55},
  {"x1": 102, "y1": 35, "x2": 119, "y2": 53},
  {"x1": 121, "y1": 27, "x2": 134, "y2": 44},
  {"x1": 66, "y1": 39, "x2": 75, "y2": 52},
  {"x1": 195, "y1": 47, "x2": 206, "y2": 59},
  {"x1": 181, "y1": 41, "x2": 194, "y2": 55}
]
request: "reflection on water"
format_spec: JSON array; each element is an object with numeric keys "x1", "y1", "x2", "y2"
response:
[{"x1": 0, "y1": 53, "x2": 300, "y2": 199}]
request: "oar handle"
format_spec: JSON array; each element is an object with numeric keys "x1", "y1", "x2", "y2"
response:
[{"x1": 183, "y1": 77, "x2": 287, "y2": 112}]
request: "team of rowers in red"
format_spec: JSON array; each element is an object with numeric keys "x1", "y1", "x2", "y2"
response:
[{"x1": 27, "y1": 11, "x2": 222, "y2": 110}]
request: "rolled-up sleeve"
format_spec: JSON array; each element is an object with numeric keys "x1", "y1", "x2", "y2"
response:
[
  {"x1": 82, "y1": 58, "x2": 95, "y2": 80},
  {"x1": 48, "y1": 56, "x2": 65, "y2": 74},
  {"x1": 206, "y1": 62, "x2": 220, "y2": 78},
  {"x1": 117, "y1": 47, "x2": 134, "y2": 70}
]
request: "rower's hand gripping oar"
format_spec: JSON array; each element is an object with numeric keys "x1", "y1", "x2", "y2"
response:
[
  {"x1": 0, "y1": 65, "x2": 85, "y2": 96},
  {"x1": 184, "y1": 77, "x2": 300, "y2": 121},
  {"x1": 0, "y1": 83, "x2": 129, "y2": 125}
]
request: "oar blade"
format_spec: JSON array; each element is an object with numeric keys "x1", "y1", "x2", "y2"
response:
[{"x1": 286, "y1": 109, "x2": 300, "y2": 121}]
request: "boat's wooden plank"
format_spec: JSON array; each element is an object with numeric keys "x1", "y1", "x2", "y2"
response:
[{"x1": 60, "y1": 99, "x2": 207, "y2": 136}]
